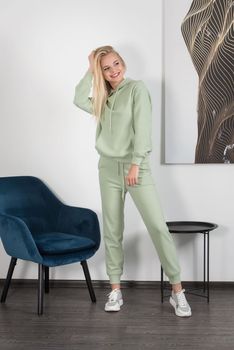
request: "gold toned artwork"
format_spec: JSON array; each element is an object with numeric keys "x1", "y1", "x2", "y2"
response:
[{"x1": 181, "y1": 0, "x2": 234, "y2": 163}]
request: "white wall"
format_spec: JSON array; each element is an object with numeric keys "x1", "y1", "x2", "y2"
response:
[{"x1": 0, "y1": 0, "x2": 233, "y2": 282}]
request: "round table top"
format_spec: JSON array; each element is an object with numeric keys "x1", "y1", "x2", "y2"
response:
[{"x1": 166, "y1": 221, "x2": 218, "y2": 233}]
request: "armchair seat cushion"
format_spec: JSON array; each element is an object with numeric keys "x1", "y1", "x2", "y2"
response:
[{"x1": 33, "y1": 232, "x2": 96, "y2": 255}]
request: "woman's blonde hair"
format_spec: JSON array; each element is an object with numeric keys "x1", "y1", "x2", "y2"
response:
[{"x1": 92, "y1": 45, "x2": 126, "y2": 121}]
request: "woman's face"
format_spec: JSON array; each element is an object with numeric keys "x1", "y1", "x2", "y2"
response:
[{"x1": 100, "y1": 52, "x2": 125, "y2": 89}]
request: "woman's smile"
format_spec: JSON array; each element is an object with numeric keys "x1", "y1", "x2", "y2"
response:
[{"x1": 110, "y1": 72, "x2": 120, "y2": 78}]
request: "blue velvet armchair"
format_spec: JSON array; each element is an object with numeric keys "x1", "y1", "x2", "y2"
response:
[{"x1": 0, "y1": 176, "x2": 100, "y2": 315}]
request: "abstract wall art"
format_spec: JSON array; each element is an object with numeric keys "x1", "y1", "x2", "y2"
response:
[{"x1": 164, "y1": 0, "x2": 234, "y2": 164}]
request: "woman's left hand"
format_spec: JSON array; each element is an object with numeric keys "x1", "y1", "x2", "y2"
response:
[{"x1": 125, "y1": 164, "x2": 139, "y2": 186}]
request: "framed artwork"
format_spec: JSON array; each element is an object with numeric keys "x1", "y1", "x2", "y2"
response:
[{"x1": 164, "y1": 0, "x2": 234, "y2": 164}]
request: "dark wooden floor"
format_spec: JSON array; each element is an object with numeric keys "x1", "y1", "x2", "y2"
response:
[{"x1": 0, "y1": 284, "x2": 234, "y2": 350}]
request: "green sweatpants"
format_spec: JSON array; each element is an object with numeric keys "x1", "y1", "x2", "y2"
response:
[{"x1": 98, "y1": 155, "x2": 181, "y2": 285}]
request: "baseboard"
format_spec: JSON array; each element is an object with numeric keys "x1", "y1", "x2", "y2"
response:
[{"x1": 0, "y1": 279, "x2": 233, "y2": 289}]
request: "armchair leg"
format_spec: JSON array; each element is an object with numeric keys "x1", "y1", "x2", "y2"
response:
[
  {"x1": 80, "y1": 260, "x2": 96, "y2": 302},
  {"x1": 38, "y1": 264, "x2": 45, "y2": 315},
  {"x1": 1, "y1": 257, "x2": 17, "y2": 303},
  {"x1": 45, "y1": 266, "x2": 49, "y2": 294}
]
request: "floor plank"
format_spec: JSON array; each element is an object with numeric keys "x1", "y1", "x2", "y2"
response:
[{"x1": 0, "y1": 286, "x2": 234, "y2": 350}]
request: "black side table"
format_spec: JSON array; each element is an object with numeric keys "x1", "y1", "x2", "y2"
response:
[{"x1": 161, "y1": 221, "x2": 218, "y2": 303}]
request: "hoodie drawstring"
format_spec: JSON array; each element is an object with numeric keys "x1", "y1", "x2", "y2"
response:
[{"x1": 109, "y1": 88, "x2": 119, "y2": 133}]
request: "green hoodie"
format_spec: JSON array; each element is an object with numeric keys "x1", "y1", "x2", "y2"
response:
[{"x1": 73, "y1": 70, "x2": 152, "y2": 166}]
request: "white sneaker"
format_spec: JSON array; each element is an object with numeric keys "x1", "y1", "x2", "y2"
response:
[
  {"x1": 104, "y1": 288, "x2": 123, "y2": 312},
  {"x1": 170, "y1": 289, "x2": 192, "y2": 317}
]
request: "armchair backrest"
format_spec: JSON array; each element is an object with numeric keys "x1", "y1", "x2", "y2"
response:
[{"x1": 0, "y1": 176, "x2": 61, "y2": 233}]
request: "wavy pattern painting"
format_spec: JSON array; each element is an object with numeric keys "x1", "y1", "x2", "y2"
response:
[{"x1": 181, "y1": 0, "x2": 234, "y2": 163}]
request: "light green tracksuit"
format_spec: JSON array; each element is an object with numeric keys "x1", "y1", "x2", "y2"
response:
[{"x1": 73, "y1": 70, "x2": 181, "y2": 284}]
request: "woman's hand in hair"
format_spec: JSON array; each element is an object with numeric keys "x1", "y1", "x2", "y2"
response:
[
  {"x1": 125, "y1": 164, "x2": 139, "y2": 186},
  {"x1": 88, "y1": 50, "x2": 95, "y2": 73}
]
